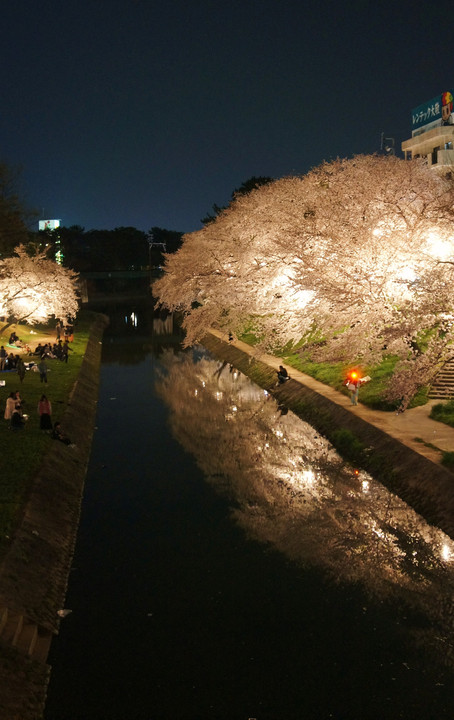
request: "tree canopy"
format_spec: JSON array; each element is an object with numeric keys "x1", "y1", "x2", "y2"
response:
[{"x1": 155, "y1": 155, "x2": 454, "y2": 403}]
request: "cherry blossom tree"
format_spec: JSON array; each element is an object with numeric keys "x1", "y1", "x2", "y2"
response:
[
  {"x1": 155, "y1": 156, "x2": 454, "y2": 393},
  {"x1": 0, "y1": 244, "x2": 79, "y2": 332}
]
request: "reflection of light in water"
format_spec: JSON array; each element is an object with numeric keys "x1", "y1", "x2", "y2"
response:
[
  {"x1": 283, "y1": 468, "x2": 316, "y2": 488},
  {"x1": 371, "y1": 523, "x2": 385, "y2": 539},
  {"x1": 442, "y1": 544, "x2": 453, "y2": 562},
  {"x1": 156, "y1": 348, "x2": 454, "y2": 666},
  {"x1": 124, "y1": 312, "x2": 138, "y2": 327}
]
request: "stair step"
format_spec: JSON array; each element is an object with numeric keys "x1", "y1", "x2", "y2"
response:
[
  {"x1": 1, "y1": 611, "x2": 23, "y2": 646},
  {"x1": 33, "y1": 629, "x2": 53, "y2": 664},
  {"x1": 0, "y1": 606, "x2": 8, "y2": 635},
  {"x1": 0, "y1": 607, "x2": 53, "y2": 663},
  {"x1": 15, "y1": 621, "x2": 38, "y2": 656}
]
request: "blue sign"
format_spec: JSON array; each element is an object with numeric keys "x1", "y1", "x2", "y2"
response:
[
  {"x1": 412, "y1": 96, "x2": 441, "y2": 129},
  {"x1": 412, "y1": 91, "x2": 454, "y2": 130}
]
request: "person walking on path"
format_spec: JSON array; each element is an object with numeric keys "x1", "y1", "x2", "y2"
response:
[
  {"x1": 344, "y1": 371, "x2": 371, "y2": 406},
  {"x1": 38, "y1": 394, "x2": 52, "y2": 431},
  {"x1": 38, "y1": 357, "x2": 48, "y2": 383}
]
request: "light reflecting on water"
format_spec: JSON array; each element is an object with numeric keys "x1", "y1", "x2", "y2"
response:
[{"x1": 156, "y1": 348, "x2": 454, "y2": 668}]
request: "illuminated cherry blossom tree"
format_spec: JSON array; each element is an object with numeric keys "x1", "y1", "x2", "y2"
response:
[
  {"x1": 0, "y1": 245, "x2": 79, "y2": 331},
  {"x1": 155, "y1": 156, "x2": 454, "y2": 362}
]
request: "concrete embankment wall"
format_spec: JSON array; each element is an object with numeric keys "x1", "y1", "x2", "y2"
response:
[{"x1": 202, "y1": 332, "x2": 454, "y2": 540}]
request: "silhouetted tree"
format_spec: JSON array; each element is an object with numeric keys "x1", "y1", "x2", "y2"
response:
[
  {"x1": 201, "y1": 176, "x2": 274, "y2": 225},
  {"x1": 0, "y1": 162, "x2": 36, "y2": 257}
]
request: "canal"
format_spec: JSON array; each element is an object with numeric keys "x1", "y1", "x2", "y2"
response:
[{"x1": 45, "y1": 303, "x2": 454, "y2": 719}]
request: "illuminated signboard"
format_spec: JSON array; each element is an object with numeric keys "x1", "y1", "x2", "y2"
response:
[
  {"x1": 412, "y1": 91, "x2": 453, "y2": 131},
  {"x1": 39, "y1": 218, "x2": 61, "y2": 231}
]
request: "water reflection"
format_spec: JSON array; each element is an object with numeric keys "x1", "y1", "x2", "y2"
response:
[
  {"x1": 101, "y1": 303, "x2": 184, "y2": 364},
  {"x1": 156, "y1": 349, "x2": 454, "y2": 668}
]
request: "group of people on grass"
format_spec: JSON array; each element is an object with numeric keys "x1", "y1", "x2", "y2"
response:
[
  {"x1": 4, "y1": 389, "x2": 74, "y2": 444},
  {"x1": 2, "y1": 320, "x2": 76, "y2": 443},
  {"x1": 0, "y1": 348, "x2": 28, "y2": 373},
  {"x1": 32, "y1": 340, "x2": 72, "y2": 362}
]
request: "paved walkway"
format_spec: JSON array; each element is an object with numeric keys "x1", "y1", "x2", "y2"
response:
[{"x1": 209, "y1": 329, "x2": 454, "y2": 465}]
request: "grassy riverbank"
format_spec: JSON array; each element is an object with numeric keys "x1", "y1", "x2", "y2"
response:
[{"x1": 0, "y1": 312, "x2": 94, "y2": 558}]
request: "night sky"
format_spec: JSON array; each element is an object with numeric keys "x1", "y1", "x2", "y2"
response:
[{"x1": 2, "y1": 0, "x2": 452, "y2": 234}]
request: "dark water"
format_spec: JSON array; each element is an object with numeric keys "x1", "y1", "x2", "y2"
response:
[{"x1": 45, "y1": 304, "x2": 454, "y2": 720}]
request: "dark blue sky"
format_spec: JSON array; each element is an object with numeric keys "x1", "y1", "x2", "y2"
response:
[{"x1": 2, "y1": 0, "x2": 452, "y2": 234}]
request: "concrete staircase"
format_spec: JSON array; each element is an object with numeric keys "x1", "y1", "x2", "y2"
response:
[
  {"x1": 0, "y1": 605, "x2": 53, "y2": 664},
  {"x1": 429, "y1": 355, "x2": 454, "y2": 400}
]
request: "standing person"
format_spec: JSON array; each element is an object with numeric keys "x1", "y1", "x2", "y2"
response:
[
  {"x1": 38, "y1": 394, "x2": 52, "y2": 431},
  {"x1": 0, "y1": 346, "x2": 6, "y2": 371},
  {"x1": 346, "y1": 374, "x2": 360, "y2": 405},
  {"x1": 61, "y1": 340, "x2": 72, "y2": 363},
  {"x1": 4, "y1": 391, "x2": 16, "y2": 420},
  {"x1": 38, "y1": 357, "x2": 48, "y2": 383},
  {"x1": 344, "y1": 371, "x2": 370, "y2": 406},
  {"x1": 56, "y1": 321, "x2": 61, "y2": 340},
  {"x1": 17, "y1": 356, "x2": 26, "y2": 383}
]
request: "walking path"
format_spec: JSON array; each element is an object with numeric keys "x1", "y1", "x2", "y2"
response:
[{"x1": 209, "y1": 329, "x2": 454, "y2": 465}]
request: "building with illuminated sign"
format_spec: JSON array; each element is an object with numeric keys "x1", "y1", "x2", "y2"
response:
[
  {"x1": 38, "y1": 218, "x2": 63, "y2": 264},
  {"x1": 38, "y1": 218, "x2": 61, "y2": 231},
  {"x1": 401, "y1": 91, "x2": 454, "y2": 172}
]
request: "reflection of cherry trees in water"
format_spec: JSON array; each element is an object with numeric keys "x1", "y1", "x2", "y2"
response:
[{"x1": 156, "y1": 349, "x2": 454, "y2": 666}]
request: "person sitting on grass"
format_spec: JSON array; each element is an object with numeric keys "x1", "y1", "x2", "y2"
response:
[
  {"x1": 276, "y1": 365, "x2": 290, "y2": 385},
  {"x1": 4, "y1": 391, "x2": 16, "y2": 420},
  {"x1": 10, "y1": 403, "x2": 25, "y2": 430},
  {"x1": 52, "y1": 421, "x2": 75, "y2": 447}
]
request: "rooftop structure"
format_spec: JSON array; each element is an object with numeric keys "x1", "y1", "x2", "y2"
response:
[{"x1": 401, "y1": 90, "x2": 454, "y2": 173}]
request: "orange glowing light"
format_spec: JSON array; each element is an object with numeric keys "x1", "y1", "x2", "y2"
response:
[{"x1": 350, "y1": 371, "x2": 358, "y2": 379}]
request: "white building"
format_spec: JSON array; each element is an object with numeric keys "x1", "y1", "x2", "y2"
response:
[{"x1": 401, "y1": 91, "x2": 454, "y2": 173}]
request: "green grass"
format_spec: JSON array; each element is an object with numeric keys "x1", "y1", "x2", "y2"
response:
[
  {"x1": 430, "y1": 399, "x2": 454, "y2": 428},
  {"x1": 280, "y1": 351, "x2": 403, "y2": 411},
  {"x1": 0, "y1": 312, "x2": 93, "y2": 550}
]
